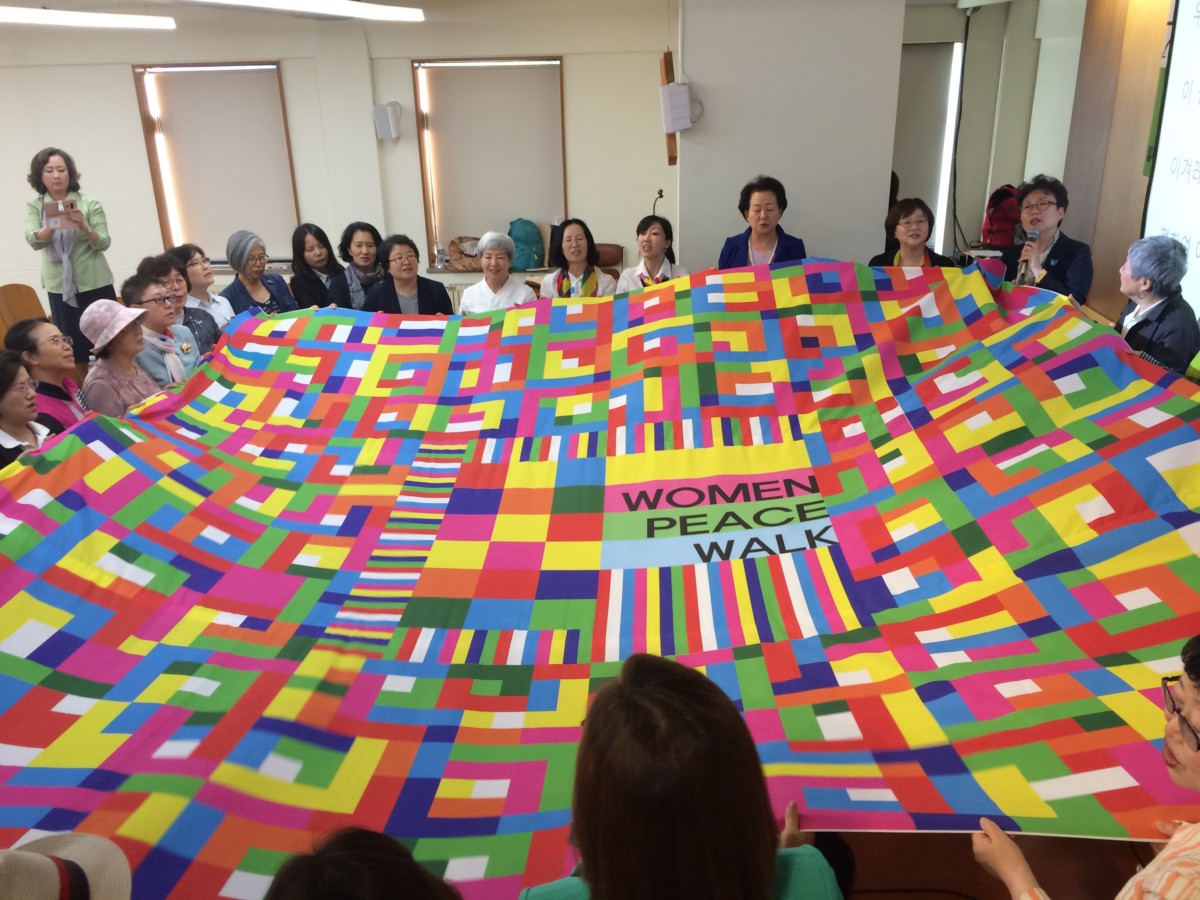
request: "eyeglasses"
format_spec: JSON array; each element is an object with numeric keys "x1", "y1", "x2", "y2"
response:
[
  {"x1": 6, "y1": 379, "x2": 39, "y2": 396},
  {"x1": 133, "y1": 295, "x2": 172, "y2": 307},
  {"x1": 38, "y1": 334, "x2": 73, "y2": 348},
  {"x1": 247, "y1": 254, "x2": 269, "y2": 265},
  {"x1": 1020, "y1": 200, "x2": 1059, "y2": 213},
  {"x1": 1163, "y1": 676, "x2": 1200, "y2": 752},
  {"x1": 187, "y1": 257, "x2": 211, "y2": 268},
  {"x1": 898, "y1": 217, "x2": 929, "y2": 228}
]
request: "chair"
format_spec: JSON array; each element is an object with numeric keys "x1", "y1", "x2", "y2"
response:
[
  {"x1": 595, "y1": 243, "x2": 624, "y2": 281},
  {"x1": 0, "y1": 283, "x2": 47, "y2": 330}
]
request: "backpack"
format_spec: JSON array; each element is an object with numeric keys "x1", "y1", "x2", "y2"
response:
[
  {"x1": 508, "y1": 218, "x2": 544, "y2": 271},
  {"x1": 981, "y1": 184, "x2": 1020, "y2": 249}
]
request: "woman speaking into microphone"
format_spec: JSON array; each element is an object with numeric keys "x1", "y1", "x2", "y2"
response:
[{"x1": 1000, "y1": 174, "x2": 1093, "y2": 302}]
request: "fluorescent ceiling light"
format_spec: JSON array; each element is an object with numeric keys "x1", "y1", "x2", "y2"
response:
[
  {"x1": 180, "y1": 0, "x2": 423, "y2": 21},
  {"x1": 416, "y1": 60, "x2": 560, "y2": 68},
  {"x1": 145, "y1": 65, "x2": 277, "y2": 73},
  {"x1": 0, "y1": 5, "x2": 175, "y2": 28}
]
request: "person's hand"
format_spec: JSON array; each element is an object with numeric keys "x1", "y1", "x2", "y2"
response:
[
  {"x1": 1018, "y1": 240, "x2": 1043, "y2": 279},
  {"x1": 66, "y1": 206, "x2": 86, "y2": 228},
  {"x1": 1151, "y1": 820, "x2": 1187, "y2": 855},
  {"x1": 779, "y1": 800, "x2": 815, "y2": 849},
  {"x1": 972, "y1": 818, "x2": 1040, "y2": 898}
]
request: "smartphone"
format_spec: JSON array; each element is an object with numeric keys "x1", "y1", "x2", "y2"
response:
[{"x1": 43, "y1": 199, "x2": 79, "y2": 230}]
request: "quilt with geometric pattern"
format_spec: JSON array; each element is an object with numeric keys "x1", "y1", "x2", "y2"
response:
[{"x1": 1, "y1": 261, "x2": 1197, "y2": 898}]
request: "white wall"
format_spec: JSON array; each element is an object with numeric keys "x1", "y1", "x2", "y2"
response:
[
  {"x1": 1025, "y1": 0, "x2": 1085, "y2": 179},
  {"x1": 891, "y1": 43, "x2": 957, "y2": 252},
  {"x1": 1, "y1": 0, "x2": 674, "y2": 302},
  {"x1": 1, "y1": 0, "x2": 1078, "y2": 304},
  {"x1": 677, "y1": 0, "x2": 906, "y2": 269}
]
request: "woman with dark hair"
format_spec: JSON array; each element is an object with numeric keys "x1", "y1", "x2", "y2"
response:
[
  {"x1": 23, "y1": 147, "x2": 116, "y2": 367},
  {"x1": 122, "y1": 272, "x2": 199, "y2": 388},
  {"x1": 521, "y1": 653, "x2": 844, "y2": 900},
  {"x1": 1000, "y1": 174, "x2": 1093, "y2": 302},
  {"x1": 869, "y1": 198, "x2": 958, "y2": 268},
  {"x1": 616, "y1": 214, "x2": 689, "y2": 292},
  {"x1": 167, "y1": 243, "x2": 236, "y2": 329},
  {"x1": 1114, "y1": 236, "x2": 1200, "y2": 374},
  {"x1": 138, "y1": 254, "x2": 221, "y2": 356},
  {"x1": 0, "y1": 351, "x2": 49, "y2": 469},
  {"x1": 265, "y1": 827, "x2": 461, "y2": 900},
  {"x1": 290, "y1": 223, "x2": 345, "y2": 309},
  {"x1": 974, "y1": 635, "x2": 1200, "y2": 899},
  {"x1": 221, "y1": 230, "x2": 296, "y2": 316},
  {"x1": 328, "y1": 222, "x2": 385, "y2": 310},
  {"x1": 365, "y1": 235, "x2": 453, "y2": 315},
  {"x1": 718, "y1": 175, "x2": 808, "y2": 270},
  {"x1": 78, "y1": 296, "x2": 160, "y2": 417},
  {"x1": 540, "y1": 219, "x2": 617, "y2": 299},
  {"x1": 4, "y1": 317, "x2": 86, "y2": 434}
]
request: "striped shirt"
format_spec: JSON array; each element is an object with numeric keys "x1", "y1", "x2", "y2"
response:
[{"x1": 1021, "y1": 822, "x2": 1200, "y2": 900}]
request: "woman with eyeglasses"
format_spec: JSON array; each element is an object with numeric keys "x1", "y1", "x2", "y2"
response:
[
  {"x1": 0, "y1": 351, "x2": 49, "y2": 469},
  {"x1": 973, "y1": 634, "x2": 1200, "y2": 899},
  {"x1": 167, "y1": 243, "x2": 237, "y2": 329},
  {"x1": 78, "y1": 295, "x2": 160, "y2": 417},
  {"x1": 120, "y1": 274, "x2": 198, "y2": 389},
  {"x1": 221, "y1": 230, "x2": 297, "y2": 316},
  {"x1": 1115, "y1": 236, "x2": 1200, "y2": 375},
  {"x1": 540, "y1": 219, "x2": 617, "y2": 299},
  {"x1": 869, "y1": 198, "x2": 958, "y2": 268},
  {"x1": 1000, "y1": 175, "x2": 1093, "y2": 303},
  {"x1": 365, "y1": 235, "x2": 453, "y2": 316},
  {"x1": 4, "y1": 317, "x2": 86, "y2": 435},
  {"x1": 138, "y1": 254, "x2": 221, "y2": 357}
]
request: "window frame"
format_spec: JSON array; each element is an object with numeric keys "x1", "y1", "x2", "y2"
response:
[
  {"x1": 411, "y1": 57, "x2": 568, "y2": 265},
  {"x1": 131, "y1": 61, "x2": 301, "y2": 261}
]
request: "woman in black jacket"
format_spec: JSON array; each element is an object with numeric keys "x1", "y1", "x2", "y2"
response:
[
  {"x1": 289, "y1": 223, "x2": 344, "y2": 309},
  {"x1": 365, "y1": 234, "x2": 452, "y2": 316}
]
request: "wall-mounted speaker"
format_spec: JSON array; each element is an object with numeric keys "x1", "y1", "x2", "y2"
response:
[
  {"x1": 373, "y1": 102, "x2": 402, "y2": 140},
  {"x1": 660, "y1": 83, "x2": 693, "y2": 134}
]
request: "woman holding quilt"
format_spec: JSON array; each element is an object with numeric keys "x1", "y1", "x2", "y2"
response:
[
  {"x1": 973, "y1": 634, "x2": 1200, "y2": 898},
  {"x1": 540, "y1": 219, "x2": 617, "y2": 299}
]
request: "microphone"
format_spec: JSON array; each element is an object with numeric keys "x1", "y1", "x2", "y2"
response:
[{"x1": 1016, "y1": 227, "x2": 1040, "y2": 285}]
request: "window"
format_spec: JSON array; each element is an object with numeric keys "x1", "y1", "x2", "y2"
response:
[
  {"x1": 413, "y1": 58, "x2": 566, "y2": 261},
  {"x1": 133, "y1": 63, "x2": 300, "y2": 260}
]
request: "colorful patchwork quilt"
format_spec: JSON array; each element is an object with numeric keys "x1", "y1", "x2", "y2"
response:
[{"x1": 1, "y1": 262, "x2": 1198, "y2": 898}]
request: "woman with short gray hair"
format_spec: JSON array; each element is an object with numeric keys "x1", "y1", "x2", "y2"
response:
[
  {"x1": 220, "y1": 230, "x2": 297, "y2": 316},
  {"x1": 1115, "y1": 235, "x2": 1199, "y2": 374},
  {"x1": 459, "y1": 231, "x2": 536, "y2": 315}
]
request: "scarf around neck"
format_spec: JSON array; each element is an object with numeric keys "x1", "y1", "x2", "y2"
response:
[
  {"x1": 638, "y1": 260, "x2": 670, "y2": 287},
  {"x1": 42, "y1": 196, "x2": 80, "y2": 306},
  {"x1": 346, "y1": 263, "x2": 385, "y2": 310},
  {"x1": 556, "y1": 267, "x2": 597, "y2": 298},
  {"x1": 142, "y1": 328, "x2": 186, "y2": 383}
]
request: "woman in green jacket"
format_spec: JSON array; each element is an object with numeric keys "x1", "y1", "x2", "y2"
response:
[{"x1": 24, "y1": 147, "x2": 116, "y2": 366}]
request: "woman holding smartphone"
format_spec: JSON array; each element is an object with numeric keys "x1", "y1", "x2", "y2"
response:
[{"x1": 23, "y1": 147, "x2": 116, "y2": 371}]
